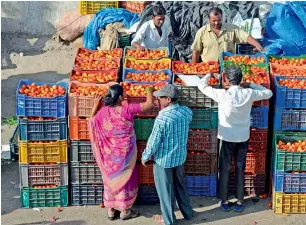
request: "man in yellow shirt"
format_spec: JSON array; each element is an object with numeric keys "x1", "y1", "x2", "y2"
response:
[{"x1": 191, "y1": 7, "x2": 264, "y2": 62}]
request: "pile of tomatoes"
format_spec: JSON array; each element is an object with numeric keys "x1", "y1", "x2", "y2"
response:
[
  {"x1": 18, "y1": 83, "x2": 66, "y2": 98},
  {"x1": 75, "y1": 58, "x2": 119, "y2": 70},
  {"x1": 70, "y1": 83, "x2": 109, "y2": 96},
  {"x1": 33, "y1": 185, "x2": 57, "y2": 189},
  {"x1": 224, "y1": 55, "x2": 265, "y2": 64},
  {"x1": 278, "y1": 79, "x2": 306, "y2": 89},
  {"x1": 277, "y1": 139, "x2": 306, "y2": 152},
  {"x1": 26, "y1": 117, "x2": 56, "y2": 121},
  {"x1": 71, "y1": 70, "x2": 117, "y2": 83},
  {"x1": 125, "y1": 60, "x2": 170, "y2": 71},
  {"x1": 126, "y1": 49, "x2": 168, "y2": 59},
  {"x1": 173, "y1": 62, "x2": 219, "y2": 74},
  {"x1": 270, "y1": 57, "x2": 306, "y2": 66},
  {"x1": 121, "y1": 82, "x2": 164, "y2": 97},
  {"x1": 77, "y1": 48, "x2": 122, "y2": 59},
  {"x1": 125, "y1": 71, "x2": 170, "y2": 82},
  {"x1": 273, "y1": 67, "x2": 306, "y2": 77}
]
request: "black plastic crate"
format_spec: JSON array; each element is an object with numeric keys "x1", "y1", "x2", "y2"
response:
[
  {"x1": 70, "y1": 141, "x2": 95, "y2": 162},
  {"x1": 71, "y1": 184, "x2": 103, "y2": 206},
  {"x1": 229, "y1": 174, "x2": 266, "y2": 196},
  {"x1": 70, "y1": 162, "x2": 103, "y2": 184},
  {"x1": 9, "y1": 126, "x2": 19, "y2": 161},
  {"x1": 135, "y1": 185, "x2": 159, "y2": 205}
]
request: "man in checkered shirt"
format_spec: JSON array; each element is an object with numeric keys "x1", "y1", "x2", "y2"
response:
[{"x1": 142, "y1": 84, "x2": 194, "y2": 225}]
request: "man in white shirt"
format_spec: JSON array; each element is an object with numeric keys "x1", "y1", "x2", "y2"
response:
[
  {"x1": 198, "y1": 65, "x2": 272, "y2": 212},
  {"x1": 132, "y1": 4, "x2": 169, "y2": 50}
]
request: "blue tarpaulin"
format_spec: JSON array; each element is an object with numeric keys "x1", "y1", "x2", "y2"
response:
[
  {"x1": 264, "y1": 2, "x2": 306, "y2": 56},
  {"x1": 83, "y1": 8, "x2": 139, "y2": 50}
]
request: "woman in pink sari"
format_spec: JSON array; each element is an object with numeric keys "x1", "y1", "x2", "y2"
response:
[{"x1": 89, "y1": 84, "x2": 154, "y2": 220}]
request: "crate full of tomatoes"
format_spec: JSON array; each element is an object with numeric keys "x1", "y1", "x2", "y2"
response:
[
  {"x1": 172, "y1": 61, "x2": 219, "y2": 75},
  {"x1": 123, "y1": 68, "x2": 172, "y2": 84},
  {"x1": 124, "y1": 58, "x2": 171, "y2": 70},
  {"x1": 124, "y1": 47, "x2": 169, "y2": 59},
  {"x1": 70, "y1": 69, "x2": 119, "y2": 84}
]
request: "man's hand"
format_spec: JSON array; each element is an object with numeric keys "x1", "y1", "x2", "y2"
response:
[
  {"x1": 255, "y1": 45, "x2": 265, "y2": 53},
  {"x1": 240, "y1": 82, "x2": 250, "y2": 89},
  {"x1": 141, "y1": 159, "x2": 148, "y2": 167},
  {"x1": 137, "y1": 46, "x2": 146, "y2": 51}
]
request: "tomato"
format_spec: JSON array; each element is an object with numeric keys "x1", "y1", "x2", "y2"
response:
[
  {"x1": 224, "y1": 55, "x2": 265, "y2": 64},
  {"x1": 19, "y1": 83, "x2": 66, "y2": 97}
]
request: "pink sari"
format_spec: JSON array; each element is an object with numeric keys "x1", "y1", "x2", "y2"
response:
[{"x1": 88, "y1": 103, "x2": 141, "y2": 209}]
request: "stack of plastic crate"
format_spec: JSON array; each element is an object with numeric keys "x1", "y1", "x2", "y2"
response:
[
  {"x1": 16, "y1": 79, "x2": 69, "y2": 208},
  {"x1": 69, "y1": 48, "x2": 123, "y2": 206},
  {"x1": 220, "y1": 52, "x2": 270, "y2": 196},
  {"x1": 172, "y1": 61, "x2": 220, "y2": 197},
  {"x1": 269, "y1": 55, "x2": 306, "y2": 214},
  {"x1": 122, "y1": 47, "x2": 172, "y2": 204}
]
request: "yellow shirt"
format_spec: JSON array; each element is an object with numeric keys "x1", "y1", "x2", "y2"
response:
[{"x1": 191, "y1": 24, "x2": 250, "y2": 62}]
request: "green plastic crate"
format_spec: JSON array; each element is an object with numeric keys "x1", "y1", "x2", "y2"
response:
[
  {"x1": 274, "y1": 134, "x2": 306, "y2": 172},
  {"x1": 21, "y1": 186, "x2": 68, "y2": 208},
  {"x1": 190, "y1": 108, "x2": 218, "y2": 129},
  {"x1": 119, "y1": 34, "x2": 132, "y2": 49},
  {"x1": 134, "y1": 119, "x2": 155, "y2": 141}
]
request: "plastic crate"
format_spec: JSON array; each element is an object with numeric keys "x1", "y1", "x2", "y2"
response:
[
  {"x1": 190, "y1": 108, "x2": 218, "y2": 129},
  {"x1": 74, "y1": 57, "x2": 120, "y2": 70},
  {"x1": 124, "y1": 46, "x2": 169, "y2": 59},
  {"x1": 187, "y1": 129, "x2": 218, "y2": 154},
  {"x1": 250, "y1": 106, "x2": 269, "y2": 129},
  {"x1": 79, "y1": 1, "x2": 119, "y2": 15},
  {"x1": 176, "y1": 84, "x2": 218, "y2": 108},
  {"x1": 232, "y1": 152, "x2": 266, "y2": 174},
  {"x1": 124, "y1": 97, "x2": 161, "y2": 118},
  {"x1": 68, "y1": 81, "x2": 116, "y2": 117},
  {"x1": 119, "y1": 34, "x2": 132, "y2": 49},
  {"x1": 70, "y1": 140, "x2": 95, "y2": 162},
  {"x1": 235, "y1": 42, "x2": 262, "y2": 55},
  {"x1": 136, "y1": 164, "x2": 154, "y2": 185},
  {"x1": 185, "y1": 153, "x2": 217, "y2": 175},
  {"x1": 9, "y1": 126, "x2": 19, "y2": 161},
  {"x1": 229, "y1": 174, "x2": 266, "y2": 196},
  {"x1": 124, "y1": 58, "x2": 172, "y2": 70},
  {"x1": 274, "y1": 171, "x2": 306, "y2": 193},
  {"x1": 76, "y1": 48, "x2": 123, "y2": 59},
  {"x1": 275, "y1": 135, "x2": 306, "y2": 172},
  {"x1": 220, "y1": 52, "x2": 268, "y2": 69},
  {"x1": 20, "y1": 163, "x2": 68, "y2": 187},
  {"x1": 274, "y1": 192, "x2": 306, "y2": 214},
  {"x1": 21, "y1": 186, "x2": 68, "y2": 208},
  {"x1": 172, "y1": 61, "x2": 219, "y2": 75},
  {"x1": 70, "y1": 69, "x2": 119, "y2": 83},
  {"x1": 19, "y1": 118, "x2": 67, "y2": 141},
  {"x1": 249, "y1": 128, "x2": 268, "y2": 152},
  {"x1": 270, "y1": 63, "x2": 306, "y2": 77},
  {"x1": 125, "y1": 1, "x2": 151, "y2": 13},
  {"x1": 16, "y1": 80, "x2": 68, "y2": 118},
  {"x1": 70, "y1": 162, "x2": 103, "y2": 184},
  {"x1": 135, "y1": 185, "x2": 159, "y2": 205},
  {"x1": 134, "y1": 119, "x2": 155, "y2": 141},
  {"x1": 123, "y1": 68, "x2": 172, "y2": 84},
  {"x1": 186, "y1": 175, "x2": 216, "y2": 196},
  {"x1": 274, "y1": 76, "x2": 306, "y2": 109},
  {"x1": 19, "y1": 140, "x2": 68, "y2": 163},
  {"x1": 71, "y1": 184, "x2": 104, "y2": 206},
  {"x1": 69, "y1": 116, "x2": 89, "y2": 140},
  {"x1": 274, "y1": 108, "x2": 306, "y2": 131}
]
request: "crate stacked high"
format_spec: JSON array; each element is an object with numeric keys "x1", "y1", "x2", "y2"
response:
[
  {"x1": 269, "y1": 55, "x2": 306, "y2": 214},
  {"x1": 69, "y1": 48, "x2": 122, "y2": 205},
  {"x1": 122, "y1": 47, "x2": 172, "y2": 204},
  {"x1": 16, "y1": 80, "x2": 69, "y2": 208},
  {"x1": 221, "y1": 52, "x2": 271, "y2": 196},
  {"x1": 172, "y1": 60, "x2": 220, "y2": 197}
]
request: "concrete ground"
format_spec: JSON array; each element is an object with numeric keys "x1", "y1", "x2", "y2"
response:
[{"x1": 1, "y1": 40, "x2": 306, "y2": 225}]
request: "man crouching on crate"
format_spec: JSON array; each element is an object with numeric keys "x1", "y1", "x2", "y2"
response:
[
  {"x1": 141, "y1": 84, "x2": 194, "y2": 225},
  {"x1": 198, "y1": 65, "x2": 272, "y2": 212}
]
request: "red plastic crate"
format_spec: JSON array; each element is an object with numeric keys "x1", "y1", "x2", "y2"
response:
[
  {"x1": 69, "y1": 116, "x2": 89, "y2": 140},
  {"x1": 187, "y1": 129, "x2": 218, "y2": 154},
  {"x1": 185, "y1": 153, "x2": 217, "y2": 175},
  {"x1": 125, "y1": 1, "x2": 151, "y2": 13},
  {"x1": 249, "y1": 128, "x2": 268, "y2": 152},
  {"x1": 74, "y1": 57, "x2": 120, "y2": 70},
  {"x1": 70, "y1": 69, "x2": 119, "y2": 83},
  {"x1": 172, "y1": 61, "x2": 219, "y2": 75},
  {"x1": 124, "y1": 97, "x2": 161, "y2": 118},
  {"x1": 76, "y1": 48, "x2": 123, "y2": 59},
  {"x1": 270, "y1": 63, "x2": 306, "y2": 78},
  {"x1": 136, "y1": 164, "x2": 154, "y2": 185},
  {"x1": 231, "y1": 152, "x2": 266, "y2": 174},
  {"x1": 229, "y1": 173, "x2": 266, "y2": 196},
  {"x1": 137, "y1": 141, "x2": 147, "y2": 161}
]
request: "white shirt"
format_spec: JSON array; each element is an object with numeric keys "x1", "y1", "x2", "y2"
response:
[
  {"x1": 132, "y1": 20, "x2": 170, "y2": 49},
  {"x1": 198, "y1": 74, "x2": 273, "y2": 142}
]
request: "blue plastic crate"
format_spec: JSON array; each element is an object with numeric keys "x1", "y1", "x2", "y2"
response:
[
  {"x1": 16, "y1": 80, "x2": 68, "y2": 118},
  {"x1": 19, "y1": 118, "x2": 67, "y2": 141},
  {"x1": 135, "y1": 185, "x2": 159, "y2": 205},
  {"x1": 274, "y1": 171, "x2": 306, "y2": 193},
  {"x1": 274, "y1": 76, "x2": 306, "y2": 109},
  {"x1": 122, "y1": 68, "x2": 172, "y2": 84},
  {"x1": 250, "y1": 106, "x2": 269, "y2": 128},
  {"x1": 186, "y1": 175, "x2": 216, "y2": 196},
  {"x1": 274, "y1": 108, "x2": 306, "y2": 131}
]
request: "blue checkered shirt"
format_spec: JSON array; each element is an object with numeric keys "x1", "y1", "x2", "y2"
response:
[{"x1": 142, "y1": 104, "x2": 193, "y2": 168}]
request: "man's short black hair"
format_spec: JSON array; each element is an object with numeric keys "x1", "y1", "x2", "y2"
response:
[
  {"x1": 208, "y1": 7, "x2": 223, "y2": 18},
  {"x1": 225, "y1": 65, "x2": 243, "y2": 86},
  {"x1": 153, "y1": 3, "x2": 166, "y2": 16}
]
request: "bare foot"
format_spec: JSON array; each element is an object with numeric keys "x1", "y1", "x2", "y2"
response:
[{"x1": 153, "y1": 215, "x2": 165, "y2": 224}]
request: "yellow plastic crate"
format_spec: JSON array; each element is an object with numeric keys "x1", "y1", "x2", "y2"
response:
[
  {"x1": 124, "y1": 58, "x2": 172, "y2": 70},
  {"x1": 79, "y1": 1, "x2": 119, "y2": 15},
  {"x1": 19, "y1": 140, "x2": 68, "y2": 163},
  {"x1": 274, "y1": 192, "x2": 306, "y2": 214}
]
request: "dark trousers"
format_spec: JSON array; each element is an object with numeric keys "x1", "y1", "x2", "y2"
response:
[
  {"x1": 217, "y1": 139, "x2": 249, "y2": 201},
  {"x1": 153, "y1": 163, "x2": 193, "y2": 225}
]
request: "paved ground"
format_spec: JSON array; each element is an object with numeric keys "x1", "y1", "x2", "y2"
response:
[{"x1": 1, "y1": 45, "x2": 306, "y2": 225}]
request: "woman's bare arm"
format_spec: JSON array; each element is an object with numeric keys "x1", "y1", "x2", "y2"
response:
[
  {"x1": 90, "y1": 95, "x2": 103, "y2": 119},
  {"x1": 140, "y1": 87, "x2": 155, "y2": 112}
]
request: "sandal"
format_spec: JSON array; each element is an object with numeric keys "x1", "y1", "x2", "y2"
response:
[
  {"x1": 120, "y1": 209, "x2": 140, "y2": 220},
  {"x1": 107, "y1": 209, "x2": 120, "y2": 220},
  {"x1": 153, "y1": 215, "x2": 165, "y2": 225}
]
